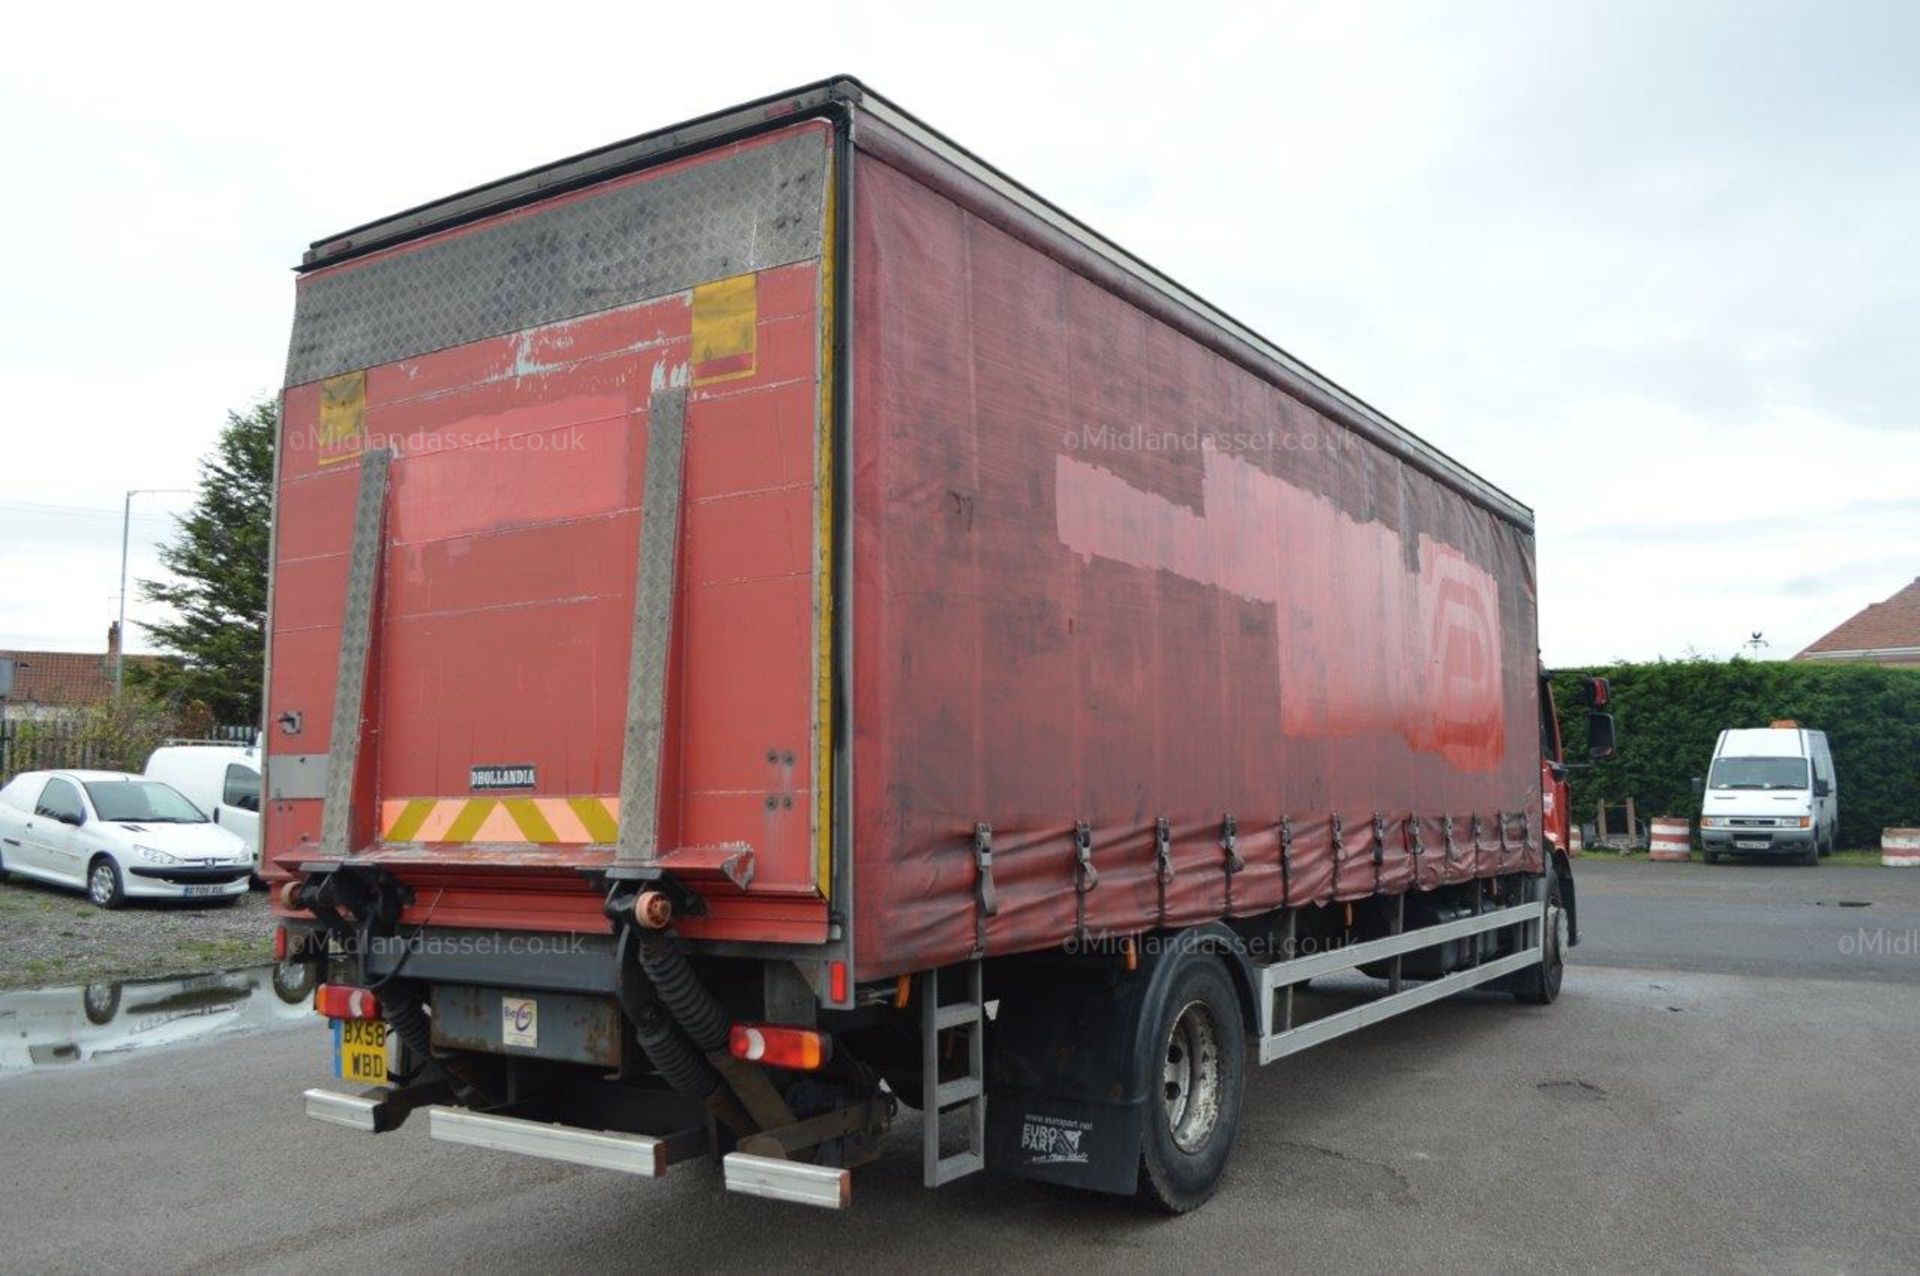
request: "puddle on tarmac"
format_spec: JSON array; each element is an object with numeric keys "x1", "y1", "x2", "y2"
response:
[{"x1": 0, "y1": 962, "x2": 317, "y2": 1071}]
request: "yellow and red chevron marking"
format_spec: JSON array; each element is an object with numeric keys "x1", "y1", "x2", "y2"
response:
[{"x1": 379, "y1": 796, "x2": 620, "y2": 845}]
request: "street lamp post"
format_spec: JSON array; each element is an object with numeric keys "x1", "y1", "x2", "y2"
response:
[{"x1": 116, "y1": 488, "x2": 190, "y2": 695}]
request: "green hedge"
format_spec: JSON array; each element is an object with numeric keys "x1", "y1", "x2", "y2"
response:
[{"x1": 1549, "y1": 660, "x2": 1920, "y2": 850}]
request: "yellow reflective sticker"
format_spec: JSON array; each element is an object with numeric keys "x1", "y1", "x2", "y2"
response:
[
  {"x1": 690, "y1": 274, "x2": 758, "y2": 384},
  {"x1": 318, "y1": 370, "x2": 366, "y2": 465},
  {"x1": 441, "y1": 799, "x2": 497, "y2": 844}
]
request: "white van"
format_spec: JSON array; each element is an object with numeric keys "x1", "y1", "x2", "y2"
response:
[
  {"x1": 143, "y1": 741, "x2": 261, "y2": 877},
  {"x1": 1697, "y1": 724, "x2": 1838, "y2": 866}
]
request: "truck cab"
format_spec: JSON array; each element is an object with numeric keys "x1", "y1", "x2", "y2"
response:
[{"x1": 1698, "y1": 725, "x2": 1837, "y2": 865}]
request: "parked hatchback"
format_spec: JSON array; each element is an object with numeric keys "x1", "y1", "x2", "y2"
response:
[
  {"x1": 0, "y1": 770, "x2": 253, "y2": 907},
  {"x1": 144, "y1": 742, "x2": 262, "y2": 883}
]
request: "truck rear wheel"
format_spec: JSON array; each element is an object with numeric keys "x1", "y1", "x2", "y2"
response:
[
  {"x1": 1137, "y1": 953, "x2": 1245, "y2": 1213},
  {"x1": 1512, "y1": 873, "x2": 1565, "y2": 1006}
]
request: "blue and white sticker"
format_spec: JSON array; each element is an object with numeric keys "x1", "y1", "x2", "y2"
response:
[{"x1": 502, "y1": 996, "x2": 538, "y2": 1049}]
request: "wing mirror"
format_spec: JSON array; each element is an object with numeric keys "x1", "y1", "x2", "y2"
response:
[
  {"x1": 1814, "y1": 778, "x2": 1831, "y2": 798},
  {"x1": 1690, "y1": 775, "x2": 1705, "y2": 800},
  {"x1": 58, "y1": 809, "x2": 86, "y2": 827},
  {"x1": 1586, "y1": 711, "x2": 1617, "y2": 762}
]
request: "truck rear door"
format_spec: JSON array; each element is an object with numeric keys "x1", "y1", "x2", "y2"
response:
[{"x1": 266, "y1": 120, "x2": 838, "y2": 944}]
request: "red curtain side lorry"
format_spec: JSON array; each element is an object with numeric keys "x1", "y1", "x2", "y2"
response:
[{"x1": 279, "y1": 78, "x2": 1616, "y2": 1211}]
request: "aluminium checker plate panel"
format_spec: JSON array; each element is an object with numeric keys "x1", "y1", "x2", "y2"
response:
[{"x1": 285, "y1": 129, "x2": 829, "y2": 387}]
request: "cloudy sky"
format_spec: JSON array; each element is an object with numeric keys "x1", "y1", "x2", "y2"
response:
[{"x1": 1, "y1": 0, "x2": 1913, "y2": 665}]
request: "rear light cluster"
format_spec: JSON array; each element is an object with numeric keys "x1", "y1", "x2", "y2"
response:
[
  {"x1": 827, "y1": 960, "x2": 848, "y2": 1004},
  {"x1": 314, "y1": 984, "x2": 381, "y2": 1020},
  {"x1": 729, "y1": 1023, "x2": 831, "y2": 1070}
]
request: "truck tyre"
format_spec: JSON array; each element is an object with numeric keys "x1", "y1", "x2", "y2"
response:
[
  {"x1": 1137, "y1": 953, "x2": 1246, "y2": 1213},
  {"x1": 1512, "y1": 873, "x2": 1565, "y2": 1006},
  {"x1": 1703, "y1": 848, "x2": 1719, "y2": 865},
  {"x1": 1799, "y1": 838, "x2": 1819, "y2": 867}
]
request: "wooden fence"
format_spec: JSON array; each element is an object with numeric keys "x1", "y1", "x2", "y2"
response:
[{"x1": 0, "y1": 719, "x2": 253, "y2": 784}]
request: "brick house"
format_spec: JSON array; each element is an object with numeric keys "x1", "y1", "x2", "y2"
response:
[
  {"x1": 1795, "y1": 577, "x2": 1920, "y2": 668},
  {"x1": 0, "y1": 624, "x2": 158, "y2": 721}
]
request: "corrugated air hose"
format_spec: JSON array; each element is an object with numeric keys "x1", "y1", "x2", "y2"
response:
[
  {"x1": 386, "y1": 985, "x2": 492, "y2": 1104},
  {"x1": 386, "y1": 989, "x2": 434, "y2": 1066},
  {"x1": 632, "y1": 1003, "x2": 722, "y2": 1098},
  {"x1": 636, "y1": 930, "x2": 731, "y2": 1054}
]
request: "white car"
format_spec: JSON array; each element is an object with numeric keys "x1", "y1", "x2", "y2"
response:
[
  {"x1": 0, "y1": 770, "x2": 253, "y2": 908},
  {"x1": 143, "y1": 742, "x2": 262, "y2": 883}
]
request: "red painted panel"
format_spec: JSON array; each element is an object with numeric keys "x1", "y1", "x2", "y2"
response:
[
  {"x1": 684, "y1": 485, "x2": 814, "y2": 588},
  {"x1": 381, "y1": 398, "x2": 639, "y2": 548},
  {"x1": 269, "y1": 553, "x2": 348, "y2": 636},
  {"x1": 272, "y1": 467, "x2": 361, "y2": 560},
  {"x1": 684, "y1": 379, "x2": 818, "y2": 496},
  {"x1": 378, "y1": 593, "x2": 634, "y2": 796},
  {"x1": 375, "y1": 298, "x2": 688, "y2": 407},
  {"x1": 267, "y1": 626, "x2": 343, "y2": 754},
  {"x1": 385, "y1": 514, "x2": 635, "y2": 620}
]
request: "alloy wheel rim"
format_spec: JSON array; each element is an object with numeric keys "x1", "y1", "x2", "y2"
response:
[
  {"x1": 90, "y1": 864, "x2": 113, "y2": 904},
  {"x1": 1162, "y1": 999, "x2": 1223, "y2": 1153}
]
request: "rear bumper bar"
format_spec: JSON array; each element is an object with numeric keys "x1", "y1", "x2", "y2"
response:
[
  {"x1": 723, "y1": 1152, "x2": 852, "y2": 1209},
  {"x1": 426, "y1": 1106, "x2": 705, "y2": 1177},
  {"x1": 303, "y1": 1087, "x2": 381, "y2": 1131},
  {"x1": 303, "y1": 1082, "x2": 451, "y2": 1133},
  {"x1": 306, "y1": 1086, "x2": 855, "y2": 1206}
]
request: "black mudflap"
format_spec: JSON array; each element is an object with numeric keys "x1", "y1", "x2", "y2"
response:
[
  {"x1": 987, "y1": 1092, "x2": 1146, "y2": 1197},
  {"x1": 985, "y1": 929, "x2": 1251, "y2": 1196},
  {"x1": 986, "y1": 954, "x2": 1151, "y2": 1195}
]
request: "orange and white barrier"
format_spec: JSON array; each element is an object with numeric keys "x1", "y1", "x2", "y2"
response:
[
  {"x1": 1650, "y1": 816, "x2": 1692, "y2": 862},
  {"x1": 1883, "y1": 828, "x2": 1920, "y2": 869}
]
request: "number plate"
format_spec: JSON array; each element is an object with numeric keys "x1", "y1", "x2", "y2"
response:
[
  {"x1": 1734, "y1": 838, "x2": 1769, "y2": 849},
  {"x1": 183, "y1": 884, "x2": 226, "y2": 897},
  {"x1": 333, "y1": 1019, "x2": 389, "y2": 1083}
]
